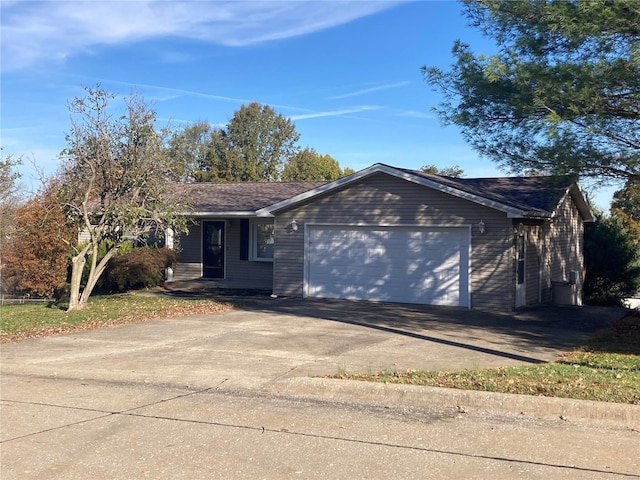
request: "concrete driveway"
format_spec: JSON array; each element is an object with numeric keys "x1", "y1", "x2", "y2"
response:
[
  {"x1": 1, "y1": 298, "x2": 626, "y2": 390},
  {"x1": 1, "y1": 298, "x2": 637, "y2": 479}
]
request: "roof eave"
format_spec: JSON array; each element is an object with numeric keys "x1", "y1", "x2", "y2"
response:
[
  {"x1": 179, "y1": 211, "x2": 273, "y2": 218},
  {"x1": 508, "y1": 211, "x2": 553, "y2": 220},
  {"x1": 546, "y1": 183, "x2": 595, "y2": 223},
  {"x1": 570, "y1": 183, "x2": 596, "y2": 222},
  {"x1": 258, "y1": 165, "x2": 385, "y2": 215}
]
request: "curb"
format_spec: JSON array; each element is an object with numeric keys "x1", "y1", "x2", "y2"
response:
[{"x1": 268, "y1": 377, "x2": 639, "y2": 430}]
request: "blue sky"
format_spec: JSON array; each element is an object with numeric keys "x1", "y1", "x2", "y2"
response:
[{"x1": 1, "y1": 0, "x2": 617, "y2": 209}]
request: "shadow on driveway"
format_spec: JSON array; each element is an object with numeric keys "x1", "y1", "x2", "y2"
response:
[{"x1": 232, "y1": 297, "x2": 630, "y2": 365}]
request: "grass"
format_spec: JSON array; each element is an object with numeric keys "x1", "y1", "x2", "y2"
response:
[
  {"x1": 0, "y1": 294, "x2": 232, "y2": 343},
  {"x1": 335, "y1": 313, "x2": 640, "y2": 405}
]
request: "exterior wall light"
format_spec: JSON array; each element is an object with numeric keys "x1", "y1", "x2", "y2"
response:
[
  {"x1": 289, "y1": 219, "x2": 298, "y2": 232},
  {"x1": 478, "y1": 220, "x2": 485, "y2": 235}
]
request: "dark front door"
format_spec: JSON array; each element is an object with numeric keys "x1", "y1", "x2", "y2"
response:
[{"x1": 203, "y1": 221, "x2": 225, "y2": 279}]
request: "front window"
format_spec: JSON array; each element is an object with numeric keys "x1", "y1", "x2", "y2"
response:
[{"x1": 251, "y1": 220, "x2": 274, "y2": 261}]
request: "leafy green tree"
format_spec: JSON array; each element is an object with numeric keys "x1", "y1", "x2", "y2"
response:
[
  {"x1": 166, "y1": 121, "x2": 215, "y2": 182},
  {"x1": 423, "y1": 0, "x2": 640, "y2": 181},
  {"x1": 196, "y1": 103, "x2": 300, "y2": 182},
  {"x1": 420, "y1": 164, "x2": 464, "y2": 177},
  {"x1": 167, "y1": 104, "x2": 351, "y2": 183},
  {"x1": 584, "y1": 213, "x2": 640, "y2": 306},
  {"x1": 0, "y1": 153, "x2": 21, "y2": 206},
  {"x1": 193, "y1": 128, "x2": 244, "y2": 182},
  {"x1": 0, "y1": 153, "x2": 23, "y2": 243},
  {"x1": 282, "y1": 148, "x2": 350, "y2": 181},
  {"x1": 59, "y1": 86, "x2": 189, "y2": 311},
  {"x1": 0, "y1": 154, "x2": 22, "y2": 237}
]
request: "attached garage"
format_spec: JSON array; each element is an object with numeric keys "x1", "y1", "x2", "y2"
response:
[
  {"x1": 173, "y1": 163, "x2": 594, "y2": 310},
  {"x1": 304, "y1": 225, "x2": 470, "y2": 307}
]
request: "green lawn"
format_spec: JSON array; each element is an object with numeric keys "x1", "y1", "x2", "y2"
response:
[
  {"x1": 336, "y1": 313, "x2": 640, "y2": 405},
  {"x1": 0, "y1": 294, "x2": 232, "y2": 342}
]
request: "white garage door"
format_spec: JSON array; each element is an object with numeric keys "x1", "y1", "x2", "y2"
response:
[{"x1": 306, "y1": 225, "x2": 469, "y2": 307}]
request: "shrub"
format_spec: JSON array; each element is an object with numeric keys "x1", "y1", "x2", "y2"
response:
[
  {"x1": 77, "y1": 240, "x2": 135, "y2": 286},
  {"x1": 101, "y1": 247, "x2": 180, "y2": 292},
  {"x1": 3, "y1": 181, "x2": 75, "y2": 298},
  {"x1": 584, "y1": 215, "x2": 640, "y2": 306}
]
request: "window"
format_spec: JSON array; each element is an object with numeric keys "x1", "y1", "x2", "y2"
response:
[{"x1": 251, "y1": 220, "x2": 274, "y2": 261}]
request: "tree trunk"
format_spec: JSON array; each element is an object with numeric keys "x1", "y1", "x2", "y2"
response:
[
  {"x1": 77, "y1": 247, "x2": 117, "y2": 309},
  {"x1": 67, "y1": 254, "x2": 86, "y2": 311}
]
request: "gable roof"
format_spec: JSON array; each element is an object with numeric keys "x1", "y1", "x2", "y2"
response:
[
  {"x1": 263, "y1": 163, "x2": 595, "y2": 221},
  {"x1": 403, "y1": 169, "x2": 584, "y2": 218},
  {"x1": 174, "y1": 181, "x2": 326, "y2": 216}
]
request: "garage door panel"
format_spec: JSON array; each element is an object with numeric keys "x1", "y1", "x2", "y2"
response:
[{"x1": 307, "y1": 226, "x2": 469, "y2": 307}]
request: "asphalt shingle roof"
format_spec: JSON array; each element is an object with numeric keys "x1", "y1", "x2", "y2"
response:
[
  {"x1": 172, "y1": 166, "x2": 577, "y2": 218},
  {"x1": 401, "y1": 168, "x2": 573, "y2": 216},
  {"x1": 175, "y1": 181, "x2": 326, "y2": 213}
]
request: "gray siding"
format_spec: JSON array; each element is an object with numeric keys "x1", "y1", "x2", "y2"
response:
[
  {"x1": 524, "y1": 224, "x2": 542, "y2": 306},
  {"x1": 273, "y1": 173, "x2": 513, "y2": 310},
  {"x1": 179, "y1": 222, "x2": 202, "y2": 263},
  {"x1": 174, "y1": 219, "x2": 273, "y2": 290},
  {"x1": 539, "y1": 193, "x2": 585, "y2": 304}
]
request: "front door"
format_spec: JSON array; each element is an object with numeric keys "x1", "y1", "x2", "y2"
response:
[
  {"x1": 515, "y1": 230, "x2": 526, "y2": 307},
  {"x1": 203, "y1": 221, "x2": 225, "y2": 279}
]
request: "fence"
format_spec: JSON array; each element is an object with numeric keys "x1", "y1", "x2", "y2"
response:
[{"x1": 0, "y1": 294, "x2": 52, "y2": 306}]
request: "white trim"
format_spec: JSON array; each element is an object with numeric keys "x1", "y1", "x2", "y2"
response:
[
  {"x1": 249, "y1": 218, "x2": 275, "y2": 262},
  {"x1": 377, "y1": 166, "x2": 527, "y2": 217},
  {"x1": 302, "y1": 222, "x2": 471, "y2": 228},
  {"x1": 175, "y1": 164, "x2": 591, "y2": 223},
  {"x1": 165, "y1": 227, "x2": 174, "y2": 250},
  {"x1": 258, "y1": 167, "x2": 380, "y2": 217},
  {"x1": 303, "y1": 223, "x2": 471, "y2": 308},
  {"x1": 561, "y1": 183, "x2": 595, "y2": 222},
  {"x1": 185, "y1": 211, "x2": 267, "y2": 218},
  {"x1": 515, "y1": 229, "x2": 527, "y2": 308}
]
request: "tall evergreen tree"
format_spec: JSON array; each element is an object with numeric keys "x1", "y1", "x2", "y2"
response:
[{"x1": 424, "y1": 0, "x2": 640, "y2": 181}]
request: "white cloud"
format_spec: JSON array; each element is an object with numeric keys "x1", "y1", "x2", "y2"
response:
[
  {"x1": 395, "y1": 109, "x2": 437, "y2": 120},
  {"x1": 1, "y1": 1, "x2": 403, "y2": 71},
  {"x1": 327, "y1": 81, "x2": 411, "y2": 100},
  {"x1": 91, "y1": 79, "x2": 318, "y2": 115},
  {"x1": 289, "y1": 106, "x2": 379, "y2": 121}
]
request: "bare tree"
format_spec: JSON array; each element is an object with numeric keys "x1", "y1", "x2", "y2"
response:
[{"x1": 59, "y1": 86, "x2": 189, "y2": 311}]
